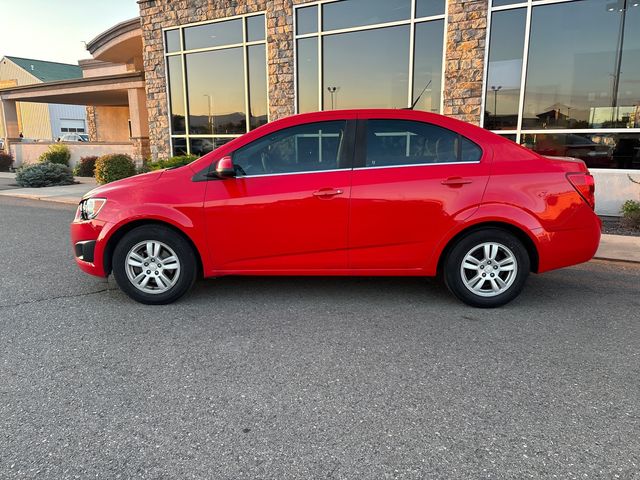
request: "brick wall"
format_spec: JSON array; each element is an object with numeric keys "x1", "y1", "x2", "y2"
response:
[{"x1": 442, "y1": 0, "x2": 488, "y2": 125}]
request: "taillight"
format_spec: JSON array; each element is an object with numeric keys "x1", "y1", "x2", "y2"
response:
[{"x1": 567, "y1": 173, "x2": 595, "y2": 210}]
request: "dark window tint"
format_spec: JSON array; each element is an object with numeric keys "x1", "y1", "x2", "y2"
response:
[
  {"x1": 233, "y1": 121, "x2": 347, "y2": 176},
  {"x1": 246, "y1": 15, "x2": 265, "y2": 42},
  {"x1": 296, "y1": 5, "x2": 318, "y2": 35},
  {"x1": 184, "y1": 19, "x2": 243, "y2": 50},
  {"x1": 323, "y1": 0, "x2": 410, "y2": 31},
  {"x1": 165, "y1": 29, "x2": 181, "y2": 53},
  {"x1": 365, "y1": 119, "x2": 481, "y2": 167},
  {"x1": 172, "y1": 138, "x2": 188, "y2": 157}
]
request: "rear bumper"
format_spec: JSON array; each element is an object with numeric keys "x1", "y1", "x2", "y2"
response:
[
  {"x1": 70, "y1": 219, "x2": 110, "y2": 277},
  {"x1": 536, "y1": 213, "x2": 602, "y2": 273}
]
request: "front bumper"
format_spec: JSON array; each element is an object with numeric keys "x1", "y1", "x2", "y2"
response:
[{"x1": 70, "y1": 219, "x2": 110, "y2": 277}]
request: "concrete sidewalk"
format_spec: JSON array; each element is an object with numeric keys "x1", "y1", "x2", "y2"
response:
[
  {"x1": 0, "y1": 172, "x2": 96, "y2": 204},
  {"x1": 0, "y1": 171, "x2": 638, "y2": 263}
]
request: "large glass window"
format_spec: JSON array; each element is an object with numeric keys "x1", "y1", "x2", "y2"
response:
[
  {"x1": 485, "y1": 0, "x2": 640, "y2": 170},
  {"x1": 164, "y1": 13, "x2": 267, "y2": 156},
  {"x1": 365, "y1": 120, "x2": 482, "y2": 167},
  {"x1": 295, "y1": 0, "x2": 445, "y2": 112},
  {"x1": 233, "y1": 121, "x2": 347, "y2": 176}
]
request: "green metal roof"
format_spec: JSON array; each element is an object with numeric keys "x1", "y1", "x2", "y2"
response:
[{"x1": 5, "y1": 56, "x2": 82, "y2": 82}]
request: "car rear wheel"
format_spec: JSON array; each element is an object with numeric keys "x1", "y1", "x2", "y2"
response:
[
  {"x1": 444, "y1": 228, "x2": 530, "y2": 308},
  {"x1": 112, "y1": 225, "x2": 197, "y2": 305}
]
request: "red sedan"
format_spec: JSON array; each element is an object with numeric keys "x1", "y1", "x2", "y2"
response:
[{"x1": 71, "y1": 109, "x2": 600, "y2": 308}]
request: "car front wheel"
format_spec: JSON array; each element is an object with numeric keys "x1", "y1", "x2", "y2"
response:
[
  {"x1": 444, "y1": 228, "x2": 530, "y2": 308},
  {"x1": 112, "y1": 225, "x2": 197, "y2": 305}
]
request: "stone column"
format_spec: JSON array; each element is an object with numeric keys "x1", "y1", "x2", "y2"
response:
[
  {"x1": 267, "y1": 0, "x2": 296, "y2": 120},
  {"x1": 128, "y1": 87, "x2": 151, "y2": 163},
  {"x1": 442, "y1": 0, "x2": 488, "y2": 125}
]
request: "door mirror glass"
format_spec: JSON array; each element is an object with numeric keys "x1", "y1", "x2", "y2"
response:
[{"x1": 215, "y1": 156, "x2": 236, "y2": 178}]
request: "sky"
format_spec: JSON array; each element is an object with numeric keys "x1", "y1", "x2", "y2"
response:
[{"x1": 0, "y1": 0, "x2": 140, "y2": 65}]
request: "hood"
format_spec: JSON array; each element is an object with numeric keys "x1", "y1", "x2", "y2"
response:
[{"x1": 82, "y1": 170, "x2": 165, "y2": 200}]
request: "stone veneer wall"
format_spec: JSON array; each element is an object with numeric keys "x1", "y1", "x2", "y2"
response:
[
  {"x1": 86, "y1": 106, "x2": 98, "y2": 142},
  {"x1": 139, "y1": 0, "x2": 314, "y2": 159},
  {"x1": 442, "y1": 0, "x2": 488, "y2": 125},
  {"x1": 138, "y1": 0, "x2": 489, "y2": 157}
]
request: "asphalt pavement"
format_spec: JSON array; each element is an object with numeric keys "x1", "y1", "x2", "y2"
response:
[{"x1": 0, "y1": 196, "x2": 638, "y2": 479}]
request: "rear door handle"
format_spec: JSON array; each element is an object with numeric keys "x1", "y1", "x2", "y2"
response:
[
  {"x1": 313, "y1": 188, "x2": 344, "y2": 198},
  {"x1": 441, "y1": 177, "x2": 472, "y2": 187}
]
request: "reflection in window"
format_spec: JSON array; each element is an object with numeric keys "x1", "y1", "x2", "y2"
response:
[
  {"x1": 484, "y1": 8, "x2": 526, "y2": 130},
  {"x1": 165, "y1": 30, "x2": 181, "y2": 53},
  {"x1": 416, "y1": 0, "x2": 445, "y2": 18},
  {"x1": 296, "y1": 5, "x2": 318, "y2": 35},
  {"x1": 323, "y1": 26, "x2": 410, "y2": 109},
  {"x1": 172, "y1": 137, "x2": 187, "y2": 157},
  {"x1": 365, "y1": 120, "x2": 481, "y2": 167},
  {"x1": 186, "y1": 49, "x2": 246, "y2": 135},
  {"x1": 183, "y1": 19, "x2": 243, "y2": 50},
  {"x1": 523, "y1": 0, "x2": 640, "y2": 129},
  {"x1": 165, "y1": 14, "x2": 268, "y2": 155},
  {"x1": 248, "y1": 45, "x2": 268, "y2": 130},
  {"x1": 246, "y1": 15, "x2": 265, "y2": 42},
  {"x1": 233, "y1": 121, "x2": 347, "y2": 175},
  {"x1": 322, "y1": 0, "x2": 411, "y2": 31},
  {"x1": 167, "y1": 56, "x2": 186, "y2": 134},
  {"x1": 521, "y1": 133, "x2": 640, "y2": 169},
  {"x1": 413, "y1": 20, "x2": 444, "y2": 112},
  {"x1": 297, "y1": 38, "x2": 318, "y2": 113}
]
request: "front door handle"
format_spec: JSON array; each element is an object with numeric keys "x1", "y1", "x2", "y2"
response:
[
  {"x1": 313, "y1": 188, "x2": 344, "y2": 198},
  {"x1": 441, "y1": 177, "x2": 472, "y2": 187}
]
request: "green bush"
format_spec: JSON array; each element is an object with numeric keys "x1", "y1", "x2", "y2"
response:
[
  {"x1": 146, "y1": 154, "x2": 198, "y2": 171},
  {"x1": 15, "y1": 162, "x2": 74, "y2": 188},
  {"x1": 0, "y1": 152, "x2": 13, "y2": 171},
  {"x1": 39, "y1": 144, "x2": 71, "y2": 166},
  {"x1": 94, "y1": 154, "x2": 136, "y2": 184},
  {"x1": 621, "y1": 199, "x2": 640, "y2": 230},
  {"x1": 73, "y1": 156, "x2": 98, "y2": 177}
]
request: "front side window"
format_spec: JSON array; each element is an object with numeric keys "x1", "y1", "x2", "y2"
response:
[
  {"x1": 233, "y1": 121, "x2": 347, "y2": 176},
  {"x1": 365, "y1": 120, "x2": 482, "y2": 167}
]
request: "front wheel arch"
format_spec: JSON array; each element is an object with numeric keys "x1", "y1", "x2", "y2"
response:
[
  {"x1": 436, "y1": 222, "x2": 539, "y2": 276},
  {"x1": 104, "y1": 219, "x2": 203, "y2": 278}
]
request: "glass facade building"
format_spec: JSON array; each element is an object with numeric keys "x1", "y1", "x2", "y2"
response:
[{"x1": 142, "y1": 0, "x2": 640, "y2": 212}]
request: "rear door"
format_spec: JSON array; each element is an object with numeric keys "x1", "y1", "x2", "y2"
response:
[{"x1": 348, "y1": 117, "x2": 492, "y2": 271}]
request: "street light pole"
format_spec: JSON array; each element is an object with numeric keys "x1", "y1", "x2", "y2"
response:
[
  {"x1": 327, "y1": 86, "x2": 339, "y2": 110},
  {"x1": 491, "y1": 85, "x2": 502, "y2": 124},
  {"x1": 203, "y1": 94, "x2": 213, "y2": 134}
]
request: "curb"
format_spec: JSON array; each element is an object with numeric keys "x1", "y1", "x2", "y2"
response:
[{"x1": 0, "y1": 192, "x2": 80, "y2": 205}]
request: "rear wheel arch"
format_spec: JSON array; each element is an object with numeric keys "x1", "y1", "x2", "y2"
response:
[
  {"x1": 103, "y1": 219, "x2": 204, "y2": 278},
  {"x1": 437, "y1": 222, "x2": 539, "y2": 275}
]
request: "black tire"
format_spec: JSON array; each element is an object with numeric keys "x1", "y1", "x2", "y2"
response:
[
  {"x1": 443, "y1": 228, "x2": 530, "y2": 308},
  {"x1": 112, "y1": 225, "x2": 197, "y2": 305}
]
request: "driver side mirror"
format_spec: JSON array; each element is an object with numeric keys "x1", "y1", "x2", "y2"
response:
[{"x1": 214, "y1": 156, "x2": 236, "y2": 179}]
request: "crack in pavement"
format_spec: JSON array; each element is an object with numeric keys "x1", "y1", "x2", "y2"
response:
[{"x1": 0, "y1": 287, "x2": 118, "y2": 309}]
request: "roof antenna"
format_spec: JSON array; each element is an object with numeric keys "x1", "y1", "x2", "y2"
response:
[{"x1": 406, "y1": 80, "x2": 432, "y2": 110}]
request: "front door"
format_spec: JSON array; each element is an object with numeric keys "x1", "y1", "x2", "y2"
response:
[
  {"x1": 349, "y1": 118, "x2": 492, "y2": 271},
  {"x1": 203, "y1": 119, "x2": 354, "y2": 272}
]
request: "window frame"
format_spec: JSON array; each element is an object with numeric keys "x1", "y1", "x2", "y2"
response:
[
  {"x1": 228, "y1": 119, "x2": 357, "y2": 178},
  {"x1": 293, "y1": 0, "x2": 448, "y2": 113},
  {"x1": 354, "y1": 119, "x2": 484, "y2": 170},
  {"x1": 162, "y1": 12, "x2": 269, "y2": 156}
]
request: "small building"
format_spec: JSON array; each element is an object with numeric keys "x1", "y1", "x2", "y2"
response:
[{"x1": 0, "y1": 56, "x2": 87, "y2": 141}]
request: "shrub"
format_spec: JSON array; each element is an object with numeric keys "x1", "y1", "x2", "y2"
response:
[
  {"x1": 0, "y1": 152, "x2": 13, "y2": 172},
  {"x1": 15, "y1": 162, "x2": 74, "y2": 188},
  {"x1": 621, "y1": 199, "x2": 640, "y2": 230},
  {"x1": 39, "y1": 144, "x2": 71, "y2": 166},
  {"x1": 73, "y1": 156, "x2": 98, "y2": 177},
  {"x1": 94, "y1": 154, "x2": 136, "y2": 184},
  {"x1": 147, "y1": 154, "x2": 198, "y2": 171}
]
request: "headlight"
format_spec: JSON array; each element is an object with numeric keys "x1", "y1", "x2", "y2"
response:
[{"x1": 76, "y1": 198, "x2": 107, "y2": 220}]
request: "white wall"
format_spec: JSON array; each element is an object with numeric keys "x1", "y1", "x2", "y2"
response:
[
  {"x1": 592, "y1": 169, "x2": 640, "y2": 216},
  {"x1": 49, "y1": 104, "x2": 88, "y2": 139},
  {"x1": 10, "y1": 142, "x2": 135, "y2": 169}
]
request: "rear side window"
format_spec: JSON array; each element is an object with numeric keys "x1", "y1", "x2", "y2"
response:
[
  {"x1": 233, "y1": 121, "x2": 347, "y2": 176},
  {"x1": 365, "y1": 119, "x2": 482, "y2": 167}
]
